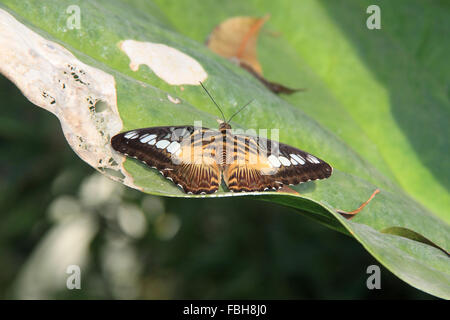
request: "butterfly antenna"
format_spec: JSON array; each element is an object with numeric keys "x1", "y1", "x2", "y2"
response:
[
  {"x1": 227, "y1": 99, "x2": 254, "y2": 123},
  {"x1": 199, "y1": 82, "x2": 226, "y2": 123}
]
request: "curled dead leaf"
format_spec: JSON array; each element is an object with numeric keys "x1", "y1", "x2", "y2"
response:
[
  {"x1": 206, "y1": 15, "x2": 268, "y2": 74},
  {"x1": 206, "y1": 15, "x2": 303, "y2": 94},
  {"x1": 239, "y1": 62, "x2": 305, "y2": 94}
]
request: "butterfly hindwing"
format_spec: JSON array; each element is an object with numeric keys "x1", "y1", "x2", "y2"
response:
[{"x1": 111, "y1": 126, "x2": 221, "y2": 194}]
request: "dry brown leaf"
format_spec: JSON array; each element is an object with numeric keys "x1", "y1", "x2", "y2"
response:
[
  {"x1": 206, "y1": 15, "x2": 302, "y2": 94},
  {"x1": 206, "y1": 15, "x2": 268, "y2": 75}
]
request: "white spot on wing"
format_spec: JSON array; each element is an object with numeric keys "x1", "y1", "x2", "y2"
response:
[
  {"x1": 268, "y1": 154, "x2": 281, "y2": 168},
  {"x1": 166, "y1": 141, "x2": 180, "y2": 154},
  {"x1": 124, "y1": 131, "x2": 135, "y2": 139},
  {"x1": 148, "y1": 139, "x2": 156, "y2": 145},
  {"x1": 140, "y1": 134, "x2": 155, "y2": 143},
  {"x1": 278, "y1": 156, "x2": 291, "y2": 166},
  {"x1": 156, "y1": 139, "x2": 170, "y2": 149},
  {"x1": 124, "y1": 131, "x2": 138, "y2": 139},
  {"x1": 307, "y1": 154, "x2": 320, "y2": 164},
  {"x1": 291, "y1": 154, "x2": 305, "y2": 165}
]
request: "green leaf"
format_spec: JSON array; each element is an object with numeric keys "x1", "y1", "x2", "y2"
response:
[{"x1": 0, "y1": 0, "x2": 448, "y2": 298}]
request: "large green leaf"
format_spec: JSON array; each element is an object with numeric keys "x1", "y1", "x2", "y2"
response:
[{"x1": 0, "y1": 0, "x2": 448, "y2": 298}]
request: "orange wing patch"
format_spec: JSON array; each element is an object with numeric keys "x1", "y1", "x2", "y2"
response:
[{"x1": 223, "y1": 135, "x2": 280, "y2": 192}]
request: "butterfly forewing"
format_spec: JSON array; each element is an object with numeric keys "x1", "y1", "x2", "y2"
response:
[{"x1": 222, "y1": 133, "x2": 332, "y2": 192}]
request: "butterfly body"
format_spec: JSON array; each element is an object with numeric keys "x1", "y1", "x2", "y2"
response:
[{"x1": 111, "y1": 122, "x2": 332, "y2": 195}]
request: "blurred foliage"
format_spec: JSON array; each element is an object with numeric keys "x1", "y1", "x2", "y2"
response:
[{"x1": 0, "y1": 75, "x2": 434, "y2": 298}]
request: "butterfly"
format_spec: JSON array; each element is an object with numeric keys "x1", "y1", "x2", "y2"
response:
[{"x1": 111, "y1": 83, "x2": 332, "y2": 195}]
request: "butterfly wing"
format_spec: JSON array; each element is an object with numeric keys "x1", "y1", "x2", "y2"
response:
[
  {"x1": 111, "y1": 126, "x2": 222, "y2": 194},
  {"x1": 223, "y1": 133, "x2": 332, "y2": 192}
]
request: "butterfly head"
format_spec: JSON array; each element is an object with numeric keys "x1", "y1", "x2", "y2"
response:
[{"x1": 219, "y1": 122, "x2": 232, "y2": 130}]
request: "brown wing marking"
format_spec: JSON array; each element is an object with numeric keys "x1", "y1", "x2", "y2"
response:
[
  {"x1": 223, "y1": 163, "x2": 282, "y2": 192},
  {"x1": 168, "y1": 128, "x2": 221, "y2": 194},
  {"x1": 165, "y1": 163, "x2": 221, "y2": 194}
]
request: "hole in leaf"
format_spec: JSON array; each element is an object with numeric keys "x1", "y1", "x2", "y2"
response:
[{"x1": 94, "y1": 99, "x2": 109, "y2": 113}]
